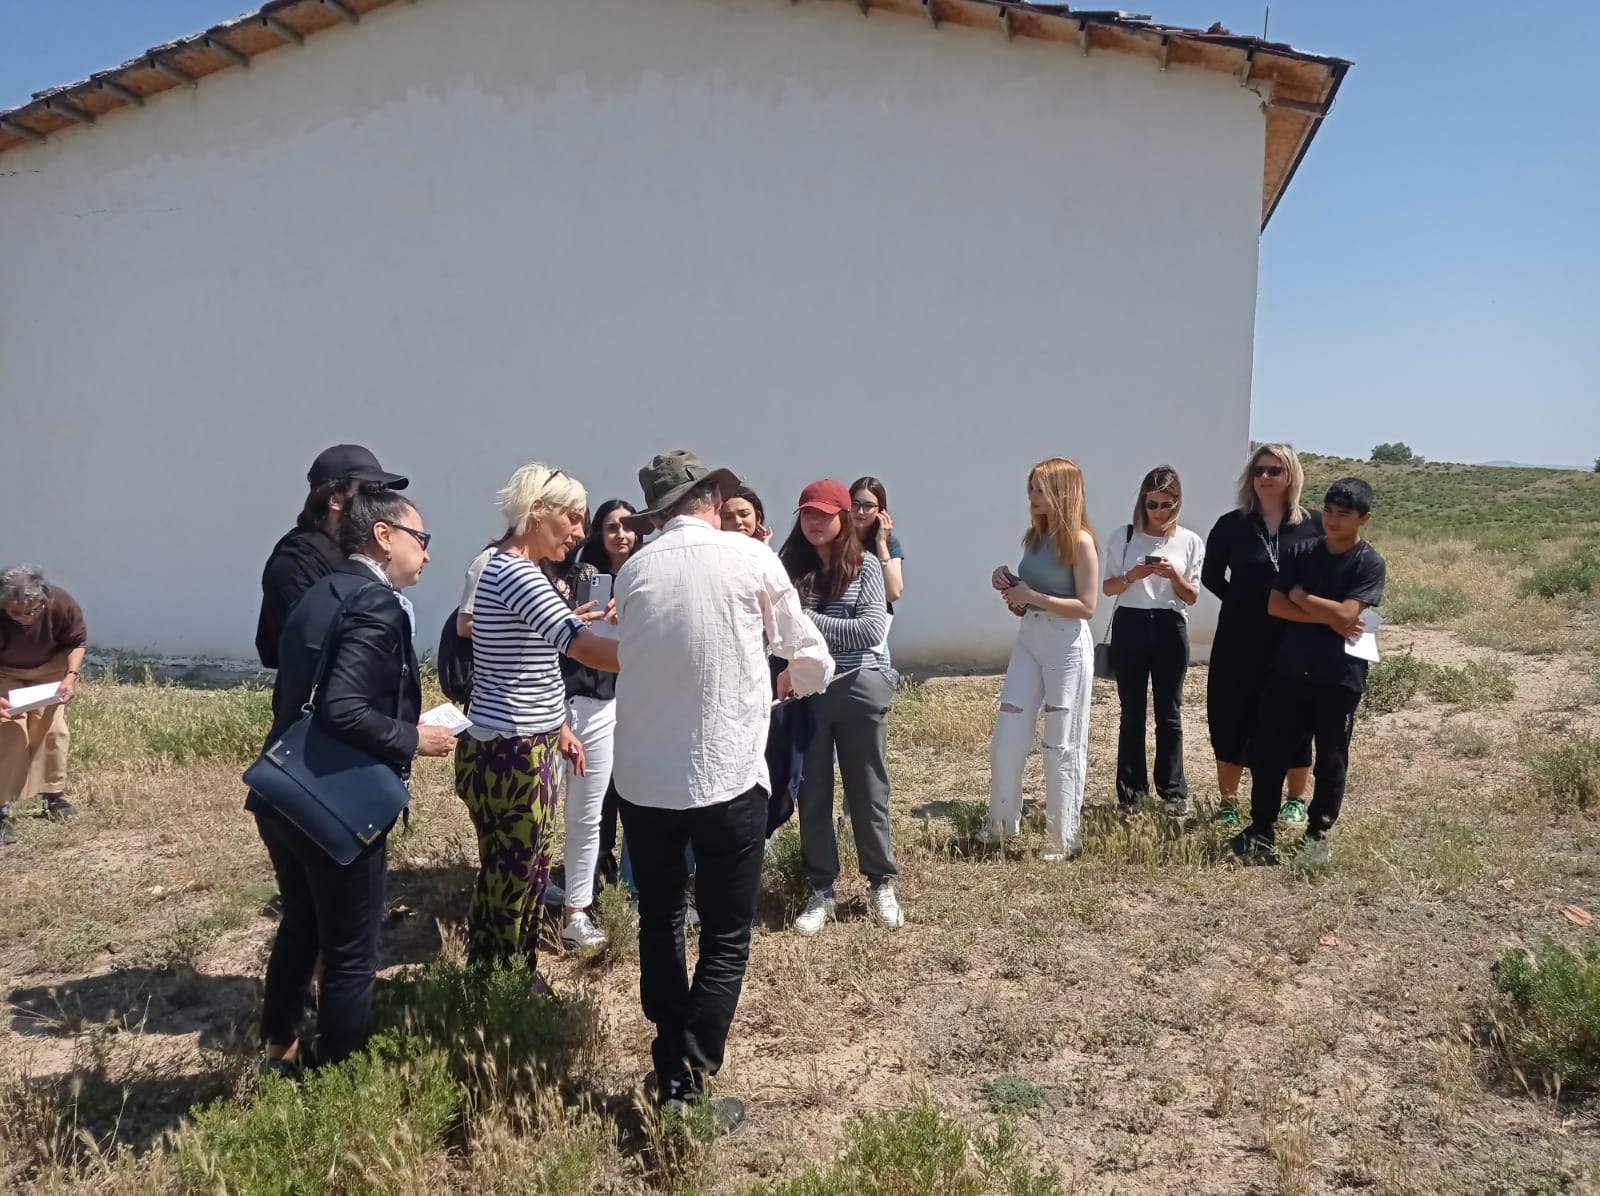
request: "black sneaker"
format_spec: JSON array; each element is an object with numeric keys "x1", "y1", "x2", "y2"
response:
[
  {"x1": 41, "y1": 794, "x2": 76, "y2": 823},
  {"x1": 0, "y1": 814, "x2": 16, "y2": 846},
  {"x1": 661, "y1": 1093, "x2": 747, "y2": 1138},
  {"x1": 1227, "y1": 831, "x2": 1279, "y2": 866},
  {"x1": 260, "y1": 1055, "x2": 301, "y2": 1081}
]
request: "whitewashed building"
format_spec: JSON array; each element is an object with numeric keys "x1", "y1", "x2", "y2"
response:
[{"x1": 0, "y1": 0, "x2": 1347, "y2": 668}]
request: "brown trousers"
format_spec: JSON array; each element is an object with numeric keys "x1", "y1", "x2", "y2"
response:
[{"x1": 0, "y1": 655, "x2": 71, "y2": 806}]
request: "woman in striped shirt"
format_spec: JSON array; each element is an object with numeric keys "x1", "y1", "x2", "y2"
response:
[
  {"x1": 457, "y1": 463, "x2": 619, "y2": 988},
  {"x1": 779, "y1": 479, "x2": 904, "y2": 936}
]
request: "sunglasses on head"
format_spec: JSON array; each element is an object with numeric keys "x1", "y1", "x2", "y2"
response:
[
  {"x1": 1251, "y1": 464, "x2": 1285, "y2": 478},
  {"x1": 1144, "y1": 499, "x2": 1177, "y2": 511}
]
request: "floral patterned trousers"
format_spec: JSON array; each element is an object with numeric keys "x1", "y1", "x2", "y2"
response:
[{"x1": 455, "y1": 730, "x2": 562, "y2": 968}]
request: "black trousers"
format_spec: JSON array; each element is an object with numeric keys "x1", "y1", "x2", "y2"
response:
[
  {"x1": 1247, "y1": 673, "x2": 1362, "y2": 842},
  {"x1": 255, "y1": 806, "x2": 388, "y2": 1066},
  {"x1": 1110, "y1": 607, "x2": 1190, "y2": 803},
  {"x1": 618, "y1": 784, "x2": 767, "y2": 1099},
  {"x1": 597, "y1": 778, "x2": 622, "y2": 890}
]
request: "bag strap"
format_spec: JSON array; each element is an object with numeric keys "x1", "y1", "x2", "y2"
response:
[
  {"x1": 303, "y1": 580, "x2": 406, "y2": 716},
  {"x1": 1098, "y1": 524, "x2": 1134, "y2": 646}
]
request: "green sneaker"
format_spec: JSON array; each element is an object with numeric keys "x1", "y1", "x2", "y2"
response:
[
  {"x1": 1278, "y1": 799, "x2": 1309, "y2": 825},
  {"x1": 1212, "y1": 803, "x2": 1241, "y2": 826}
]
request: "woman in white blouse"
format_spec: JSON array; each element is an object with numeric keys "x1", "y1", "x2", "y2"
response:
[{"x1": 1100, "y1": 465, "x2": 1205, "y2": 816}]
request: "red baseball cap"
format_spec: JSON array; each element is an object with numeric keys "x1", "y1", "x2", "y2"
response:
[{"x1": 797, "y1": 479, "x2": 852, "y2": 515}]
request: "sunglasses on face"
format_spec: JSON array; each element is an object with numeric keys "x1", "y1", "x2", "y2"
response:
[
  {"x1": 1144, "y1": 499, "x2": 1177, "y2": 511},
  {"x1": 1252, "y1": 465, "x2": 1285, "y2": 478},
  {"x1": 388, "y1": 523, "x2": 431, "y2": 550}
]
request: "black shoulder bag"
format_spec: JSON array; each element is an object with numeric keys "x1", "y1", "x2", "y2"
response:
[
  {"x1": 1093, "y1": 525, "x2": 1134, "y2": 680},
  {"x1": 243, "y1": 587, "x2": 413, "y2": 865}
]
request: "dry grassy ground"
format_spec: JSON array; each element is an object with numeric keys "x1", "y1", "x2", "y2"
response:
[{"x1": 2, "y1": 458, "x2": 1598, "y2": 1194}]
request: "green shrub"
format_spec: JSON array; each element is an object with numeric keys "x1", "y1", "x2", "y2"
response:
[
  {"x1": 145, "y1": 687, "x2": 273, "y2": 763},
  {"x1": 177, "y1": 1032, "x2": 460, "y2": 1195},
  {"x1": 595, "y1": 880, "x2": 638, "y2": 959},
  {"x1": 1491, "y1": 939, "x2": 1600, "y2": 1091},
  {"x1": 743, "y1": 1104, "x2": 1062, "y2": 1196},
  {"x1": 1426, "y1": 660, "x2": 1516, "y2": 708},
  {"x1": 1528, "y1": 739, "x2": 1600, "y2": 812},
  {"x1": 371, "y1": 958, "x2": 578, "y2": 1097},
  {"x1": 762, "y1": 826, "x2": 812, "y2": 918},
  {"x1": 1384, "y1": 580, "x2": 1470, "y2": 625},
  {"x1": 1363, "y1": 650, "x2": 1427, "y2": 715},
  {"x1": 978, "y1": 1074, "x2": 1050, "y2": 1115},
  {"x1": 1520, "y1": 553, "x2": 1600, "y2": 599}
]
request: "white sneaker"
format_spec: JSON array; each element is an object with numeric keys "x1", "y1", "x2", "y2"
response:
[
  {"x1": 1039, "y1": 842, "x2": 1083, "y2": 863},
  {"x1": 561, "y1": 910, "x2": 607, "y2": 950},
  {"x1": 871, "y1": 884, "x2": 905, "y2": 930},
  {"x1": 792, "y1": 891, "x2": 836, "y2": 936}
]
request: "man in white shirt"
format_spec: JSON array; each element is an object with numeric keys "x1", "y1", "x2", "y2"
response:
[{"x1": 613, "y1": 451, "x2": 833, "y2": 1132}]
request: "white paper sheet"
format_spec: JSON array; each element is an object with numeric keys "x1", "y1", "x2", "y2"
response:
[
  {"x1": 1344, "y1": 608, "x2": 1383, "y2": 663},
  {"x1": 419, "y1": 702, "x2": 473, "y2": 735},
  {"x1": 6, "y1": 682, "x2": 63, "y2": 716}
]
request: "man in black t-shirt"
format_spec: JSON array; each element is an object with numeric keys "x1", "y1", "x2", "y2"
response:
[{"x1": 1231, "y1": 478, "x2": 1386, "y2": 865}]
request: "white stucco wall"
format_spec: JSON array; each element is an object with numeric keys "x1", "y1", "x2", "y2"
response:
[{"x1": 0, "y1": 0, "x2": 1265, "y2": 669}]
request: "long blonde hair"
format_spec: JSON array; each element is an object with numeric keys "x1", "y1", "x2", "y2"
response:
[
  {"x1": 1024, "y1": 458, "x2": 1094, "y2": 564},
  {"x1": 1236, "y1": 443, "x2": 1308, "y2": 525}
]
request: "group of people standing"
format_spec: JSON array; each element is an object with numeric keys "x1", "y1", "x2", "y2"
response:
[
  {"x1": 0, "y1": 435, "x2": 1385, "y2": 1135},
  {"x1": 976, "y1": 442, "x2": 1385, "y2": 871}
]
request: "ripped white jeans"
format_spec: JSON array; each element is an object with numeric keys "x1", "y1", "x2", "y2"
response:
[{"x1": 987, "y1": 611, "x2": 1093, "y2": 852}]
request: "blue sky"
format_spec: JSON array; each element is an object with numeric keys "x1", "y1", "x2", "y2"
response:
[{"x1": 2, "y1": 0, "x2": 1595, "y2": 467}]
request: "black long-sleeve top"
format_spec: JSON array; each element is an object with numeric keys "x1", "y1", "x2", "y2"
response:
[
  {"x1": 255, "y1": 526, "x2": 345, "y2": 669},
  {"x1": 1202, "y1": 506, "x2": 1325, "y2": 667}
]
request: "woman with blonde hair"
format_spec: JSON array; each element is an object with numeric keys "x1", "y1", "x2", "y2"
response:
[
  {"x1": 1201, "y1": 443, "x2": 1323, "y2": 825},
  {"x1": 982, "y1": 458, "x2": 1100, "y2": 860},
  {"x1": 1101, "y1": 466, "x2": 1205, "y2": 815},
  {"x1": 457, "y1": 463, "x2": 619, "y2": 987}
]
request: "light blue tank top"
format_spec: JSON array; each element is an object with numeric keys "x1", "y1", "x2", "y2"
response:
[{"x1": 1018, "y1": 541, "x2": 1077, "y2": 608}]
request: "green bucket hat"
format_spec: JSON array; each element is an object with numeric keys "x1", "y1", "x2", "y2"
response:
[{"x1": 624, "y1": 450, "x2": 741, "y2": 533}]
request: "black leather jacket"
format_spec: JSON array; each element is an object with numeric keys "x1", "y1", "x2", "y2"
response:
[{"x1": 264, "y1": 560, "x2": 422, "y2": 770}]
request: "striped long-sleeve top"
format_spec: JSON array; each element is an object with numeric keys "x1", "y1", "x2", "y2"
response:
[{"x1": 801, "y1": 553, "x2": 889, "y2": 672}]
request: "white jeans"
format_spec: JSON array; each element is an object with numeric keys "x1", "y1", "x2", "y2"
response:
[
  {"x1": 564, "y1": 695, "x2": 616, "y2": 911},
  {"x1": 987, "y1": 611, "x2": 1093, "y2": 852}
]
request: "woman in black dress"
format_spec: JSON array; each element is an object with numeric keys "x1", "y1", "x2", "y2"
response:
[{"x1": 1201, "y1": 443, "x2": 1323, "y2": 826}]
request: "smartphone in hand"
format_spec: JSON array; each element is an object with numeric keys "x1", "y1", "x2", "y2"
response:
[
  {"x1": 578, "y1": 573, "x2": 613, "y2": 608},
  {"x1": 1141, "y1": 555, "x2": 1163, "y2": 566}
]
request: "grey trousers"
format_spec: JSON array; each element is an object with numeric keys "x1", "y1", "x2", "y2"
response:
[{"x1": 797, "y1": 667, "x2": 897, "y2": 890}]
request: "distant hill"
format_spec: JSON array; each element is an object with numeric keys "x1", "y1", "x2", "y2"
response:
[{"x1": 1482, "y1": 460, "x2": 1588, "y2": 471}]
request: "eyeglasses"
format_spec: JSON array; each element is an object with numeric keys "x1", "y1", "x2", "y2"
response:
[
  {"x1": 1144, "y1": 499, "x2": 1177, "y2": 511},
  {"x1": 851, "y1": 501, "x2": 880, "y2": 514},
  {"x1": 388, "y1": 523, "x2": 431, "y2": 550},
  {"x1": 1252, "y1": 464, "x2": 1285, "y2": 478}
]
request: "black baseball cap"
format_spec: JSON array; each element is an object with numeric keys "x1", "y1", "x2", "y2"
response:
[{"x1": 306, "y1": 444, "x2": 408, "y2": 490}]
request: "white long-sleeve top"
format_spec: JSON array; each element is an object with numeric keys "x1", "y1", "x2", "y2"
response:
[{"x1": 612, "y1": 516, "x2": 834, "y2": 810}]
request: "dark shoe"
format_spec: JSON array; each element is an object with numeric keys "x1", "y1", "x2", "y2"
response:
[
  {"x1": 1164, "y1": 795, "x2": 1192, "y2": 818},
  {"x1": 41, "y1": 794, "x2": 76, "y2": 823},
  {"x1": 260, "y1": 1055, "x2": 301, "y2": 1081},
  {"x1": 662, "y1": 1093, "x2": 748, "y2": 1138},
  {"x1": 1227, "y1": 831, "x2": 1279, "y2": 866},
  {"x1": 0, "y1": 815, "x2": 16, "y2": 846}
]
